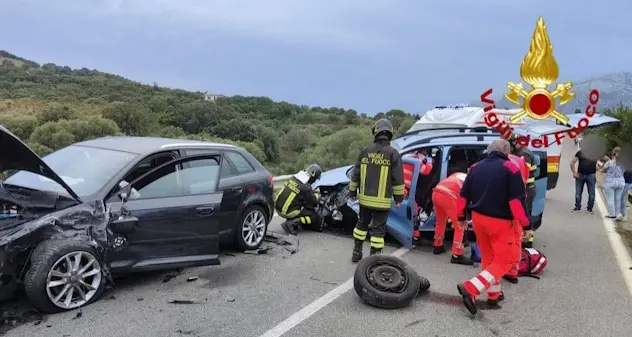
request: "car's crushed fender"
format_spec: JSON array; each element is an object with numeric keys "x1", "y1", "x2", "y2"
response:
[{"x1": 0, "y1": 200, "x2": 116, "y2": 286}]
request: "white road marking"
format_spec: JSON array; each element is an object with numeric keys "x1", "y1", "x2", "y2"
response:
[
  {"x1": 257, "y1": 246, "x2": 410, "y2": 337},
  {"x1": 595, "y1": 189, "x2": 632, "y2": 297}
]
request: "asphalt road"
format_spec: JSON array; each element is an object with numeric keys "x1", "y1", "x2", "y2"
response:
[{"x1": 4, "y1": 141, "x2": 632, "y2": 337}]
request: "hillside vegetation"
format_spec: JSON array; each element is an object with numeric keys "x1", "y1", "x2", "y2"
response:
[{"x1": 0, "y1": 51, "x2": 419, "y2": 175}]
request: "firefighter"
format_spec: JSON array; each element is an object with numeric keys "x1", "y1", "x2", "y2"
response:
[
  {"x1": 431, "y1": 171, "x2": 474, "y2": 265},
  {"x1": 509, "y1": 134, "x2": 537, "y2": 248},
  {"x1": 456, "y1": 139, "x2": 528, "y2": 315},
  {"x1": 274, "y1": 164, "x2": 323, "y2": 235},
  {"x1": 503, "y1": 153, "x2": 531, "y2": 284},
  {"x1": 349, "y1": 118, "x2": 405, "y2": 262}
]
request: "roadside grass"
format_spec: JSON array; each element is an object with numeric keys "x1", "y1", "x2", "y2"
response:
[{"x1": 614, "y1": 202, "x2": 632, "y2": 248}]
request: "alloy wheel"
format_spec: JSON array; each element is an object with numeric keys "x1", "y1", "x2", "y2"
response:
[
  {"x1": 242, "y1": 209, "x2": 266, "y2": 247},
  {"x1": 46, "y1": 251, "x2": 102, "y2": 310}
]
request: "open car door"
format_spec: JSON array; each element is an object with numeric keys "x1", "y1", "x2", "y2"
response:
[{"x1": 387, "y1": 157, "x2": 423, "y2": 249}]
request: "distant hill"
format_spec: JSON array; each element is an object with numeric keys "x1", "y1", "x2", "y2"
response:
[
  {"x1": 0, "y1": 50, "x2": 417, "y2": 175},
  {"x1": 471, "y1": 72, "x2": 632, "y2": 113}
]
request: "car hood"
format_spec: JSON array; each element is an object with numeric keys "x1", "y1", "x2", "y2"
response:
[
  {"x1": 312, "y1": 165, "x2": 353, "y2": 189},
  {"x1": 0, "y1": 125, "x2": 81, "y2": 201}
]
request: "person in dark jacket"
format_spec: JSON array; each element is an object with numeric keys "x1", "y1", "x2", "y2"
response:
[
  {"x1": 508, "y1": 134, "x2": 537, "y2": 248},
  {"x1": 349, "y1": 118, "x2": 405, "y2": 262},
  {"x1": 274, "y1": 164, "x2": 323, "y2": 235},
  {"x1": 455, "y1": 139, "x2": 528, "y2": 315}
]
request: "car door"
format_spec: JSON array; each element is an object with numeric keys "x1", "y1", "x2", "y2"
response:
[
  {"x1": 386, "y1": 156, "x2": 424, "y2": 249},
  {"x1": 185, "y1": 149, "x2": 249, "y2": 243},
  {"x1": 106, "y1": 154, "x2": 222, "y2": 272}
]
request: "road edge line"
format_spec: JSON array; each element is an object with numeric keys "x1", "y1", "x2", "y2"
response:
[
  {"x1": 595, "y1": 188, "x2": 632, "y2": 297},
  {"x1": 257, "y1": 246, "x2": 410, "y2": 337}
]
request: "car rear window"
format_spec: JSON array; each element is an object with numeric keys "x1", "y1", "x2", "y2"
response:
[{"x1": 226, "y1": 152, "x2": 254, "y2": 174}]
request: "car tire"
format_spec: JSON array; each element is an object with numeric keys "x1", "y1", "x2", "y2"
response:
[
  {"x1": 234, "y1": 205, "x2": 268, "y2": 251},
  {"x1": 418, "y1": 275, "x2": 431, "y2": 293},
  {"x1": 353, "y1": 255, "x2": 420, "y2": 309},
  {"x1": 24, "y1": 240, "x2": 106, "y2": 314}
]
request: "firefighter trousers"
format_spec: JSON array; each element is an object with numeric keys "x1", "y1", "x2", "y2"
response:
[
  {"x1": 462, "y1": 211, "x2": 514, "y2": 301},
  {"x1": 524, "y1": 186, "x2": 536, "y2": 245},
  {"x1": 353, "y1": 206, "x2": 388, "y2": 250},
  {"x1": 286, "y1": 209, "x2": 320, "y2": 230},
  {"x1": 431, "y1": 190, "x2": 465, "y2": 256}
]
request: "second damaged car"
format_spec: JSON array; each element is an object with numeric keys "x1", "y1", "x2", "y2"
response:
[{"x1": 0, "y1": 126, "x2": 274, "y2": 313}]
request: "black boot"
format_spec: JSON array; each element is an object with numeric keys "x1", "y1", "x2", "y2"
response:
[
  {"x1": 370, "y1": 247, "x2": 382, "y2": 255},
  {"x1": 502, "y1": 275, "x2": 519, "y2": 284},
  {"x1": 486, "y1": 292, "x2": 505, "y2": 305},
  {"x1": 451, "y1": 254, "x2": 474, "y2": 265},
  {"x1": 351, "y1": 240, "x2": 363, "y2": 263},
  {"x1": 433, "y1": 246, "x2": 446, "y2": 255},
  {"x1": 281, "y1": 220, "x2": 298, "y2": 236}
]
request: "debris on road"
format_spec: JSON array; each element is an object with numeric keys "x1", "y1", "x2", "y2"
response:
[
  {"x1": 72, "y1": 310, "x2": 83, "y2": 320},
  {"x1": 264, "y1": 230, "x2": 300, "y2": 255},
  {"x1": 137, "y1": 297, "x2": 144, "y2": 302},
  {"x1": 0, "y1": 304, "x2": 46, "y2": 335},
  {"x1": 176, "y1": 329, "x2": 194, "y2": 335},
  {"x1": 162, "y1": 268, "x2": 183, "y2": 283},
  {"x1": 168, "y1": 300, "x2": 200, "y2": 305},
  {"x1": 186, "y1": 276, "x2": 198, "y2": 282},
  {"x1": 244, "y1": 246, "x2": 273, "y2": 255}
]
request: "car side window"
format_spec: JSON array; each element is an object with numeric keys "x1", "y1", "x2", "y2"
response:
[
  {"x1": 132, "y1": 157, "x2": 220, "y2": 199},
  {"x1": 220, "y1": 157, "x2": 232, "y2": 178},
  {"x1": 225, "y1": 152, "x2": 254, "y2": 174}
]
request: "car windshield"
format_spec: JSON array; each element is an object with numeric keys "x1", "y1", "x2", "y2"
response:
[{"x1": 4, "y1": 145, "x2": 138, "y2": 198}]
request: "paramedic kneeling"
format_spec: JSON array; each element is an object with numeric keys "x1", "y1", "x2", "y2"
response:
[
  {"x1": 431, "y1": 172, "x2": 474, "y2": 265},
  {"x1": 455, "y1": 139, "x2": 528, "y2": 315}
]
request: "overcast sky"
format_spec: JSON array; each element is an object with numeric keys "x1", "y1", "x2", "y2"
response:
[{"x1": 1, "y1": 0, "x2": 631, "y2": 114}]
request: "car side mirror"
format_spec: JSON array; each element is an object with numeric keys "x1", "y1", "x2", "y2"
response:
[{"x1": 110, "y1": 216, "x2": 138, "y2": 234}]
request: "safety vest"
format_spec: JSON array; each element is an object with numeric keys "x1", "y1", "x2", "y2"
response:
[
  {"x1": 508, "y1": 154, "x2": 529, "y2": 186},
  {"x1": 514, "y1": 148, "x2": 536, "y2": 187},
  {"x1": 433, "y1": 172, "x2": 466, "y2": 200}
]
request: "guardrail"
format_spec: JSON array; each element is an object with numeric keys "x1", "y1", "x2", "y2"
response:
[{"x1": 272, "y1": 175, "x2": 293, "y2": 189}]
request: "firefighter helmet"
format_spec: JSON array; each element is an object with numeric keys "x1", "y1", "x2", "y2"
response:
[
  {"x1": 305, "y1": 164, "x2": 322, "y2": 184},
  {"x1": 372, "y1": 118, "x2": 394, "y2": 140}
]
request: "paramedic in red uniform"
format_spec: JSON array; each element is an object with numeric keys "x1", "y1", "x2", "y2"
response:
[
  {"x1": 403, "y1": 151, "x2": 433, "y2": 239},
  {"x1": 455, "y1": 139, "x2": 528, "y2": 315},
  {"x1": 431, "y1": 172, "x2": 474, "y2": 265},
  {"x1": 503, "y1": 154, "x2": 530, "y2": 284}
]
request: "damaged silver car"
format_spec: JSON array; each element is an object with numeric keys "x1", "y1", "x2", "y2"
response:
[{"x1": 0, "y1": 126, "x2": 273, "y2": 313}]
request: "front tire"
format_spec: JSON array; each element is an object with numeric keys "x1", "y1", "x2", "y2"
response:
[
  {"x1": 24, "y1": 240, "x2": 106, "y2": 313},
  {"x1": 234, "y1": 205, "x2": 268, "y2": 251}
]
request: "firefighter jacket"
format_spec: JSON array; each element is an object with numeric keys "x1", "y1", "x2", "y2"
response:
[
  {"x1": 508, "y1": 154, "x2": 529, "y2": 186},
  {"x1": 513, "y1": 147, "x2": 536, "y2": 187},
  {"x1": 274, "y1": 176, "x2": 318, "y2": 219},
  {"x1": 349, "y1": 139, "x2": 405, "y2": 211},
  {"x1": 433, "y1": 172, "x2": 466, "y2": 200}
]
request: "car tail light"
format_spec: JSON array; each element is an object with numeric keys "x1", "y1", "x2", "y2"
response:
[{"x1": 268, "y1": 176, "x2": 274, "y2": 188}]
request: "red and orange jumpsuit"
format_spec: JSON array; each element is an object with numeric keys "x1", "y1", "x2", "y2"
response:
[
  {"x1": 506, "y1": 154, "x2": 530, "y2": 279},
  {"x1": 403, "y1": 155, "x2": 433, "y2": 238},
  {"x1": 431, "y1": 172, "x2": 467, "y2": 256},
  {"x1": 455, "y1": 151, "x2": 528, "y2": 312}
]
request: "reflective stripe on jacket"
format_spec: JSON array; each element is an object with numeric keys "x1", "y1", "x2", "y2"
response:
[
  {"x1": 433, "y1": 172, "x2": 466, "y2": 200},
  {"x1": 508, "y1": 154, "x2": 529, "y2": 186},
  {"x1": 349, "y1": 140, "x2": 405, "y2": 210},
  {"x1": 514, "y1": 147, "x2": 536, "y2": 186},
  {"x1": 274, "y1": 177, "x2": 317, "y2": 218}
]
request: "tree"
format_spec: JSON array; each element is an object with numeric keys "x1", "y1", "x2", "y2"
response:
[
  {"x1": 101, "y1": 102, "x2": 153, "y2": 136},
  {"x1": 39, "y1": 103, "x2": 78, "y2": 122},
  {"x1": 0, "y1": 115, "x2": 38, "y2": 139}
]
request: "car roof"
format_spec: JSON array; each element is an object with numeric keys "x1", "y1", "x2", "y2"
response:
[
  {"x1": 73, "y1": 136, "x2": 238, "y2": 155},
  {"x1": 394, "y1": 128, "x2": 502, "y2": 150}
]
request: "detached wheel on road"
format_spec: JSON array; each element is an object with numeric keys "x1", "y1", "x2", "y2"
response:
[
  {"x1": 235, "y1": 205, "x2": 268, "y2": 251},
  {"x1": 24, "y1": 240, "x2": 106, "y2": 313},
  {"x1": 353, "y1": 255, "x2": 421, "y2": 309}
]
